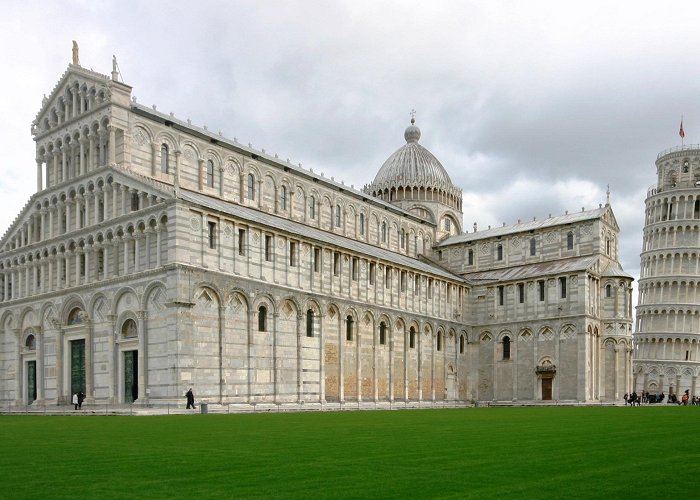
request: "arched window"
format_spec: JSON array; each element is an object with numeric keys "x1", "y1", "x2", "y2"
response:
[
  {"x1": 306, "y1": 309, "x2": 314, "y2": 337},
  {"x1": 280, "y1": 186, "x2": 287, "y2": 211},
  {"x1": 529, "y1": 238, "x2": 536, "y2": 256},
  {"x1": 206, "y1": 160, "x2": 215, "y2": 188},
  {"x1": 379, "y1": 322, "x2": 387, "y2": 345},
  {"x1": 160, "y1": 144, "x2": 169, "y2": 174},
  {"x1": 122, "y1": 318, "x2": 137, "y2": 338},
  {"x1": 444, "y1": 218, "x2": 451, "y2": 232},
  {"x1": 335, "y1": 205, "x2": 341, "y2": 227},
  {"x1": 567, "y1": 231, "x2": 574, "y2": 250},
  {"x1": 468, "y1": 248, "x2": 474, "y2": 265},
  {"x1": 247, "y1": 174, "x2": 256, "y2": 200},
  {"x1": 400, "y1": 229, "x2": 406, "y2": 249},
  {"x1": 25, "y1": 334, "x2": 36, "y2": 350},
  {"x1": 503, "y1": 336, "x2": 511, "y2": 360},
  {"x1": 409, "y1": 327, "x2": 416, "y2": 349},
  {"x1": 359, "y1": 213, "x2": 365, "y2": 235},
  {"x1": 346, "y1": 316, "x2": 354, "y2": 341},
  {"x1": 309, "y1": 196, "x2": 316, "y2": 219},
  {"x1": 258, "y1": 305, "x2": 267, "y2": 332},
  {"x1": 437, "y1": 332, "x2": 442, "y2": 351},
  {"x1": 381, "y1": 222, "x2": 387, "y2": 243},
  {"x1": 497, "y1": 244, "x2": 503, "y2": 261},
  {"x1": 606, "y1": 284, "x2": 612, "y2": 298},
  {"x1": 459, "y1": 335, "x2": 465, "y2": 354}
]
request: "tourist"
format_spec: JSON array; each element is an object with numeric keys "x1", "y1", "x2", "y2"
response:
[
  {"x1": 72, "y1": 393, "x2": 78, "y2": 410},
  {"x1": 186, "y1": 388, "x2": 196, "y2": 410},
  {"x1": 624, "y1": 393, "x2": 628, "y2": 406},
  {"x1": 78, "y1": 391, "x2": 85, "y2": 409}
]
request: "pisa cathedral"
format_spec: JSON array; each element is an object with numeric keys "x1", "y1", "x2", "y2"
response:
[
  {"x1": 0, "y1": 53, "x2": 634, "y2": 408},
  {"x1": 634, "y1": 146, "x2": 700, "y2": 397}
]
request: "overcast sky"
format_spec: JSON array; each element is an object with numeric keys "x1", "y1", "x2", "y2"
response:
[{"x1": 1, "y1": 0, "x2": 699, "y2": 289}]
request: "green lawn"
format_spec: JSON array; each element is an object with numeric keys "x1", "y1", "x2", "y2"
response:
[{"x1": 1, "y1": 407, "x2": 699, "y2": 499}]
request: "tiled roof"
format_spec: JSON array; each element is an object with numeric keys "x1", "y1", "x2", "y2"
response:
[
  {"x1": 178, "y1": 189, "x2": 465, "y2": 283},
  {"x1": 438, "y1": 207, "x2": 608, "y2": 246},
  {"x1": 463, "y1": 255, "x2": 600, "y2": 283}
]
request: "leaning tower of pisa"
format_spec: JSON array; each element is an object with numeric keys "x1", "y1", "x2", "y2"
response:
[{"x1": 635, "y1": 145, "x2": 700, "y2": 398}]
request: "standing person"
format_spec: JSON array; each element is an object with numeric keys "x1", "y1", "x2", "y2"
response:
[
  {"x1": 624, "y1": 393, "x2": 629, "y2": 406},
  {"x1": 78, "y1": 391, "x2": 85, "y2": 409},
  {"x1": 186, "y1": 388, "x2": 196, "y2": 410},
  {"x1": 72, "y1": 393, "x2": 78, "y2": 410}
]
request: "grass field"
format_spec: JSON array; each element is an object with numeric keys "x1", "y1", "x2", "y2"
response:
[{"x1": 1, "y1": 407, "x2": 699, "y2": 499}]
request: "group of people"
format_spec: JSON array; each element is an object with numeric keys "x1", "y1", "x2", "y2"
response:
[
  {"x1": 72, "y1": 391, "x2": 85, "y2": 410},
  {"x1": 624, "y1": 389, "x2": 695, "y2": 406}
]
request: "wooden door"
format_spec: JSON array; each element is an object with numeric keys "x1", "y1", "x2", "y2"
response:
[{"x1": 542, "y1": 378, "x2": 553, "y2": 400}]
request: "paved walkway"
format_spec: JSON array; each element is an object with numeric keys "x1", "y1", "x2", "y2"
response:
[{"x1": 0, "y1": 399, "x2": 630, "y2": 416}]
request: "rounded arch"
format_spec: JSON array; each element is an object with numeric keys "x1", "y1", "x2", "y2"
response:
[
  {"x1": 61, "y1": 295, "x2": 87, "y2": 325},
  {"x1": 111, "y1": 286, "x2": 140, "y2": 314}
]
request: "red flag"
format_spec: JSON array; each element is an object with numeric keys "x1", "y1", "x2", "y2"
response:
[{"x1": 680, "y1": 120, "x2": 685, "y2": 139}]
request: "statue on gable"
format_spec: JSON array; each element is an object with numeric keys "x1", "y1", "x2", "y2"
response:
[{"x1": 72, "y1": 40, "x2": 80, "y2": 66}]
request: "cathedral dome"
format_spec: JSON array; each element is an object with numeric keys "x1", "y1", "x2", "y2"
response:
[{"x1": 370, "y1": 119, "x2": 454, "y2": 192}]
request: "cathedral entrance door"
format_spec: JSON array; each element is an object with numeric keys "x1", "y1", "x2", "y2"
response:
[
  {"x1": 542, "y1": 377, "x2": 553, "y2": 400},
  {"x1": 124, "y1": 350, "x2": 138, "y2": 403},
  {"x1": 27, "y1": 360, "x2": 36, "y2": 403},
  {"x1": 70, "y1": 339, "x2": 85, "y2": 397}
]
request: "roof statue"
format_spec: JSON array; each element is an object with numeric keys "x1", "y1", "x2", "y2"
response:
[{"x1": 72, "y1": 40, "x2": 80, "y2": 66}]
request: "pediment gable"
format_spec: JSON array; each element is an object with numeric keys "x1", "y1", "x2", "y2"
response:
[
  {"x1": 600, "y1": 205, "x2": 620, "y2": 231},
  {"x1": 32, "y1": 65, "x2": 114, "y2": 137}
]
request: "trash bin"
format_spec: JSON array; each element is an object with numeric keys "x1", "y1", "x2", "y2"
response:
[{"x1": 200, "y1": 403, "x2": 208, "y2": 414}]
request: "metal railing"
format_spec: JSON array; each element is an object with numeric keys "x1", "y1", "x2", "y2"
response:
[{"x1": 657, "y1": 144, "x2": 700, "y2": 159}]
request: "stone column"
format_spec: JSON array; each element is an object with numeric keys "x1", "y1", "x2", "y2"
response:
[
  {"x1": 356, "y1": 326, "x2": 361, "y2": 402},
  {"x1": 247, "y1": 309, "x2": 255, "y2": 404},
  {"x1": 174, "y1": 150, "x2": 181, "y2": 193},
  {"x1": 56, "y1": 327, "x2": 64, "y2": 404},
  {"x1": 150, "y1": 142, "x2": 157, "y2": 176},
  {"x1": 120, "y1": 185, "x2": 128, "y2": 215},
  {"x1": 319, "y1": 311, "x2": 325, "y2": 403},
  {"x1": 88, "y1": 133, "x2": 96, "y2": 171},
  {"x1": 71, "y1": 88, "x2": 78, "y2": 118},
  {"x1": 108, "y1": 126, "x2": 116, "y2": 165},
  {"x1": 61, "y1": 145, "x2": 68, "y2": 181},
  {"x1": 99, "y1": 130, "x2": 107, "y2": 166},
  {"x1": 36, "y1": 329, "x2": 44, "y2": 402},
  {"x1": 389, "y1": 330, "x2": 394, "y2": 402},
  {"x1": 137, "y1": 310, "x2": 147, "y2": 401},
  {"x1": 133, "y1": 233, "x2": 140, "y2": 272},
  {"x1": 122, "y1": 236, "x2": 129, "y2": 275},
  {"x1": 85, "y1": 319, "x2": 94, "y2": 402},
  {"x1": 339, "y1": 316, "x2": 344, "y2": 403},
  {"x1": 198, "y1": 158, "x2": 205, "y2": 190},
  {"x1": 74, "y1": 249, "x2": 80, "y2": 286},
  {"x1": 155, "y1": 228, "x2": 162, "y2": 268},
  {"x1": 296, "y1": 312, "x2": 303, "y2": 403},
  {"x1": 107, "y1": 315, "x2": 117, "y2": 403},
  {"x1": 36, "y1": 158, "x2": 43, "y2": 191},
  {"x1": 65, "y1": 200, "x2": 72, "y2": 233},
  {"x1": 272, "y1": 312, "x2": 279, "y2": 403},
  {"x1": 79, "y1": 138, "x2": 87, "y2": 176},
  {"x1": 52, "y1": 151, "x2": 60, "y2": 185}
]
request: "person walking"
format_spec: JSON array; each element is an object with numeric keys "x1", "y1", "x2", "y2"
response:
[
  {"x1": 186, "y1": 388, "x2": 196, "y2": 410},
  {"x1": 624, "y1": 393, "x2": 629, "y2": 406},
  {"x1": 72, "y1": 393, "x2": 78, "y2": 410},
  {"x1": 78, "y1": 391, "x2": 85, "y2": 409}
]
